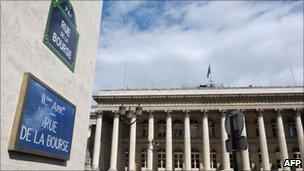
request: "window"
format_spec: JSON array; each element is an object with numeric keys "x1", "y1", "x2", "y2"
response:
[
  {"x1": 173, "y1": 120, "x2": 183, "y2": 138},
  {"x1": 255, "y1": 120, "x2": 259, "y2": 137},
  {"x1": 210, "y1": 149, "x2": 217, "y2": 168},
  {"x1": 272, "y1": 118, "x2": 277, "y2": 137},
  {"x1": 174, "y1": 149, "x2": 183, "y2": 169},
  {"x1": 142, "y1": 120, "x2": 148, "y2": 138},
  {"x1": 209, "y1": 120, "x2": 215, "y2": 138},
  {"x1": 292, "y1": 148, "x2": 301, "y2": 168},
  {"x1": 191, "y1": 149, "x2": 200, "y2": 169},
  {"x1": 275, "y1": 148, "x2": 282, "y2": 169},
  {"x1": 141, "y1": 149, "x2": 148, "y2": 168},
  {"x1": 288, "y1": 120, "x2": 297, "y2": 137},
  {"x1": 124, "y1": 150, "x2": 129, "y2": 168},
  {"x1": 158, "y1": 120, "x2": 166, "y2": 138},
  {"x1": 158, "y1": 148, "x2": 166, "y2": 168},
  {"x1": 190, "y1": 120, "x2": 198, "y2": 138}
]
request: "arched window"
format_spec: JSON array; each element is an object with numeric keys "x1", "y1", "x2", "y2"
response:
[
  {"x1": 255, "y1": 120, "x2": 259, "y2": 137},
  {"x1": 190, "y1": 120, "x2": 198, "y2": 138},
  {"x1": 210, "y1": 149, "x2": 217, "y2": 168},
  {"x1": 141, "y1": 149, "x2": 148, "y2": 168},
  {"x1": 157, "y1": 148, "x2": 166, "y2": 168},
  {"x1": 292, "y1": 148, "x2": 301, "y2": 168},
  {"x1": 173, "y1": 120, "x2": 183, "y2": 138},
  {"x1": 275, "y1": 148, "x2": 282, "y2": 169},
  {"x1": 288, "y1": 120, "x2": 297, "y2": 137},
  {"x1": 191, "y1": 149, "x2": 200, "y2": 169},
  {"x1": 209, "y1": 120, "x2": 215, "y2": 138},
  {"x1": 142, "y1": 120, "x2": 148, "y2": 137},
  {"x1": 174, "y1": 149, "x2": 183, "y2": 169},
  {"x1": 124, "y1": 149, "x2": 129, "y2": 169},
  {"x1": 271, "y1": 118, "x2": 277, "y2": 137},
  {"x1": 158, "y1": 120, "x2": 166, "y2": 138}
]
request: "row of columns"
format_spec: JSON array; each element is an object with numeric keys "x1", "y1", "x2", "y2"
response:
[{"x1": 91, "y1": 109, "x2": 304, "y2": 170}]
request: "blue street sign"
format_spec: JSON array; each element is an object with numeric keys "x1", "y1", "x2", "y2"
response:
[
  {"x1": 9, "y1": 73, "x2": 76, "y2": 160},
  {"x1": 44, "y1": 0, "x2": 79, "y2": 72}
]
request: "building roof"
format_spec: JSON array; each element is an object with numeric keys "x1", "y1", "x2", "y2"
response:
[
  {"x1": 91, "y1": 86, "x2": 304, "y2": 114},
  {"x1": 95, "y1": 86, "x2": 303, "y2": 97}
]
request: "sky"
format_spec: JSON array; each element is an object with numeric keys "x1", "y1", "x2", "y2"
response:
[{"x1": 93, "y1": 1, "x2": 303, "y2": 94}]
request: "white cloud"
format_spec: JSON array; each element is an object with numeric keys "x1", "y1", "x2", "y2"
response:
[{"x1": 94, "y1": 1, "x2": 303, "y2": 93}]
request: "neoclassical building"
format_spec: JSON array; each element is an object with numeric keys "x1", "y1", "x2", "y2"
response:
[{"x1": 85, "y1": 86, "x2": 304, "y2": 171}]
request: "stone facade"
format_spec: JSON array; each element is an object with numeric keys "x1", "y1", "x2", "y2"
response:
[
  {"x1": 88, "y1": 86, "x2": 304, "y2": 171},
  {"x1": 1, "y1": 1, "x2": 102, "y2": 170}
]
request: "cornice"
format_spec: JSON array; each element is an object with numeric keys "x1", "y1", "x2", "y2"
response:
[{"x1": 92, "y1": 102, "x2": 303, "y2": 114}]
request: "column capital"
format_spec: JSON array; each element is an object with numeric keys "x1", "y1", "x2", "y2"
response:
[
  {"x1": 200, "y1": 109, "x2": 208, "y2": 117},
  {"x1": 165, "y1": 110, "x2": 172, "y2": 118},
  {"x1": 113, "y1": 111, "x2": 120, "y2": 118},
  {"x1": 148, "y1": 110, "x2": 155, "y2": 118},
  {"x1": 293, "y1": 108, "x2": 302, "y2": 117},
  {"x1": 274, "y1": 108, "x2": 283, "y2": 116},
  {"x1": 135, "y1": 105, "x2": 143, "y2": 116},
  {"x1": 255, "y1": 109, "x2": 264, "y2": 117},
  {"x1": 119, "y1": 105, "x2": 126, "y2": 115},
  {"x1": 219, "y1": 109, "x2": 227, "y2": 118},
  {"x1": 95, "y1": 110, "x2": 103, "y2": 118},
  {"x1": 183, "y1": 110, "x2": 190, "y2": 117},
  {"x1": 128, "y1": 110, "x2": 136, "y2": 119}
]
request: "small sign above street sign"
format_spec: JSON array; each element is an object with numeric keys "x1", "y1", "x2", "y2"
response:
[
  {"x1": 58, "y1": 0, "x2": 76, "y2": 26},
  {"x1": 225, "y1": 110, "x2": 244, "y2": 136}
]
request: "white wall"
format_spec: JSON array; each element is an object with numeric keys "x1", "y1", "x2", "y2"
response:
[{"x1": 1, "y1": 1, "x2": 102, "y2": 169}]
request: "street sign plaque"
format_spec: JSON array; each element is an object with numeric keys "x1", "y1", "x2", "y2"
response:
[{"x1": 9, "y1": 73, "x2": 76, "y2": 160}]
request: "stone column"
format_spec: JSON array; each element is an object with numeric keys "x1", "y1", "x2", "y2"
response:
[
  {"x1": 220, "y1": 110, "x2": 230, "y2": 170},
  {"x1": 92, "y1": 112, "x2": 103, "y2": 170},
  {"x1": 128, "y1": 111, "x2": 137, "y2": 171},
  {"x1": 275, "y1": 109, "x2": 290, "y2": 171},
  {"x1": 241, "y1": 110, "x2": 251, "y2": 171},
  {"x1": 184, "y1": 110, "x2": 191, "y2": 170},
  {"x1": 256, "y1": 110, "x2": 270, "y2": 170},
  {"x1": 147, "y1": 111, "x2": 154, "y2": 171},
  {"x1": 109, "y1": 113, "x2": 120, "y2": 171},
  {"x1": 294, "y1": 109, "x2": 304, "y2": 167},
  {"x1": 166, "y1": 110, "x2": 173, "y2": 170},
  {"x1": 202, "y1": 110, "x2": 211, "y2": 171}
]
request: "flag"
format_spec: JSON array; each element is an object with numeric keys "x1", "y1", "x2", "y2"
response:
[{"x1": 207, "y1": 65, "x2": 211, "y2": 79}]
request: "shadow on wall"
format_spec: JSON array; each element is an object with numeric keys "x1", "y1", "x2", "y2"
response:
[{"x1": 8, "y1": 150, "x2": 67, "y2": 166}]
